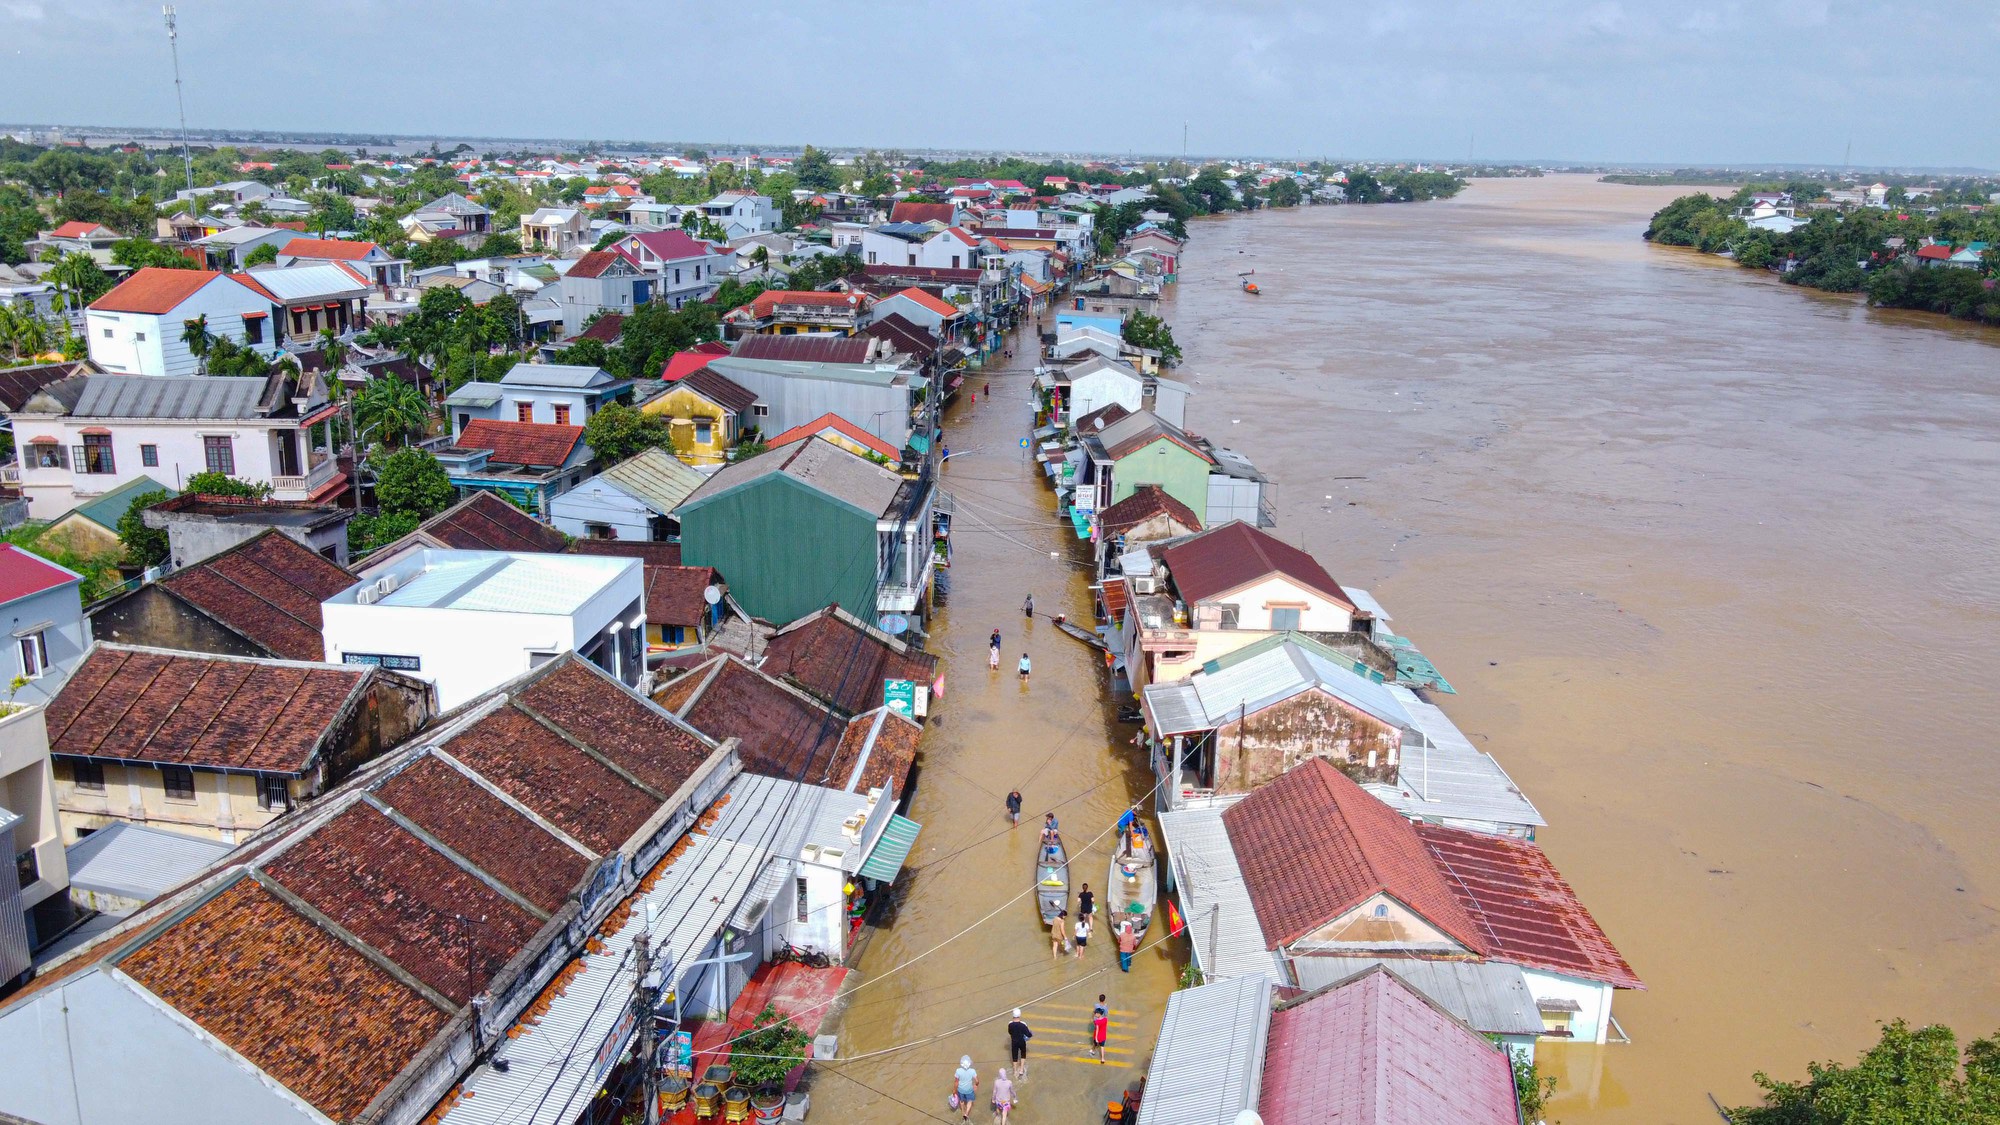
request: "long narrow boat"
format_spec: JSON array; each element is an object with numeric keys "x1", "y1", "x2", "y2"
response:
[
  {"x1": 1037, "y1": 830, "x2": 1069, "y2": 925},
  {"x1": 1106, "y1": 817, "x2": 1157, "y2": 937}
]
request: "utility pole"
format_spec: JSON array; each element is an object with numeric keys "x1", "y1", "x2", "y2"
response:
[
  {"x1": 634, "y1": 923, "x2": 661, "y2": 1125},
  {"x1": 162, "y1": 6, "x2": 194, "y2": 195}
]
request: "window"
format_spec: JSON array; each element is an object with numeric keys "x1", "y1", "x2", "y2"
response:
[
  {"x1": 1217, "y1": 604, "x2": 1241, "y2": 630},
  {"x1": 101, "y1": 327, "x2": 113, "y2": 338},
  {"x1": 866, "y1": 251, "x2": 877, "y2": 265},
  {"x1": 14, "y1": 846, "x2": 34, "y2": 891},
  {"x1": 694, "y1": 419, "x2": 713, "y2": 445},
  {"x1": 341, "y1": 652, "x2": 422, "y2": 671},
  {"x1": 1372, "y1": 903, "x2": 1389, "y2": 918},
  {"x1": 71, "y1": 760, "x2": 105, "y2": 792},
  {"x1": 517, "y1": 402, "x2": 535, "y2": 423},
  {"x1": 673, "y1": 268, "x2": 681, "y2": 284},
  {"x1": 796, "y1": 875, "x2": 810, "y2": 923},
  {"x1": 161, "y1": 765, "x2": 196, "y2": 802},
  {"x1": 242, "y1": 316, "x2": 263, "y2": 344},
  {"x1": 203, "y1": 435, "x2": 234, "y2": 475},
  {"x1": 752, "y1": 403, "x2": 769, "y2": 418},
  {"x1": 1270, "y1": 607, "x2": 1302, "y2": 631},
  {"x1": 79, "y1": 433, "x2": 114, "y2": 474},
  {"x1": 17, "y1": 632, "x2": 48, "y2": 678},
  {"x1": 553, "y1": 404, "x2": 570, "y2": 426},
  {"x1": 141, "y1": 443, "x2": 159, "y2": 467},
  {"x1": 258, "y1": 775, "x2": 291, "y2": 811},
  {"x1": 134, "y1": 331, "x2": 146, "y2": 342},
  {"x1": 31, "y1": 444, "x2": 66, "y2": 469}
]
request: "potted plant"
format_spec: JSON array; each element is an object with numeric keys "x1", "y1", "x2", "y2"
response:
[{"x1": 731, "y1": 1007, "x2": 810, "y2": 1119}]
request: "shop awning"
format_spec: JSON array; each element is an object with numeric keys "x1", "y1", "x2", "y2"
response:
[
  {"x1": 907, "y1": 433, "x2": 931, "y2": 454},
  {"x1": 1069, "y1": 506, "x2": 1092, "y2": 539},
  {"x1": 857, "y1": 814, "x2": 921, "y2": 883}
]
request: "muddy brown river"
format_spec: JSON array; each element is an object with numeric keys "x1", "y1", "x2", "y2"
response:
[{"x1": 817, "y1": 174, "x2": 2000, "y2": 1124}]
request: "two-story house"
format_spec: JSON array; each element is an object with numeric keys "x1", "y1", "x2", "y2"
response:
[
  {"x1": 522, "y1": 207, "x2": 588, "y2": 255},
  {"x1": 697, "y1": 191, "x2": 779, "y2": 238},
  {"x1": 0, "y1": 546, "x2": 88, "y2": 706},
  {"x1": 610, "y1": 230, "x2": 730, "y2": 308},
  {"x1": 703, "y1": 355, "x2": 923, "y2": 456},
  {"x1": 434, "y1": 419, "x2": 594, "y2": 517},
  {"x1": 84, "y1": 267, "x2": 276, "y2": 377},
  {"x1": 39, "y1": 221, "x2": 121, "y2": 260},
  {"x1": 858, "y1": 224, "x2": 982, "y2": 271},
  {"x1": 554, "y1": 249, "x2": 648, "y2": 337},
  {"x1": 721, "y1": 290, "x2": 873, "y2": 337},
  {"x1": 191, "y1": 225, "x2": 301, "y2": 270},
  {"x1": 444, "y1": 363, "x2": 633, "y2": 439},
  {"x1": 275, "y1": 237, "x2": 408, "y2": 288}
]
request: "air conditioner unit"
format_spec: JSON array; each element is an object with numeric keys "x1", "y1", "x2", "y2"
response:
[
  {"x1": 356, "y1": 587, "x2": 381, "y2": 605},
  {"x1": 1131, "y1": 576, "x2": 1159, "y2": 595},
  {"x1": 375, "y1": 575, "x2": 400, "y2": 596}
]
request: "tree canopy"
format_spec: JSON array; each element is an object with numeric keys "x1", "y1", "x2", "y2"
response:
[
  {"x1": 1732, "y1": 1019, "x2": 2000, "y2": 1124},
  {"x1": 581, "y1": 402, "x2": 674, "y2": 463}
]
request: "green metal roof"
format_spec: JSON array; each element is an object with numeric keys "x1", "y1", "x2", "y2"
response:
[
  {"x1": 907, "y1": 432, "x2": 930, "y2": 454},
  {"x1": 857, "y1": 814, "x2": 921, "y2": 883},
  {"x1": 72, "y1": 475, "x2": 175, "y2": 531}
]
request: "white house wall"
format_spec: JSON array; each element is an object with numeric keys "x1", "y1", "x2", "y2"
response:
[
  {"x1": 85, "y1": 280, "x2": 273, "y2": 378},
  {"x1": 549, "y1": 479, "x2": 660, "y2": 542},
  {"x1": 1193, "y1": 575, "x2": 1352, "y2": 633},
  {"x1": 13, "y1": 419, "x2": 290, "y2": 521},
  {"x1": 1520, "y1": 968, "x2": 1616, "y2": 1045}
]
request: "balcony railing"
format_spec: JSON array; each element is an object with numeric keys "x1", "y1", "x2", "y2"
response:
[{"x1": 270, "y1": 456, "x2": 338, "y2": 498}]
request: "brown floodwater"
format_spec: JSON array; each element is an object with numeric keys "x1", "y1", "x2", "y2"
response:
[{"x1": 816, "y1": 174, "x2": 2000, "y2": 1124}]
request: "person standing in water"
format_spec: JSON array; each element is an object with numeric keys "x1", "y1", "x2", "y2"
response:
[
  {"x1": 1023, "y1": 594, "x2": 1034, "y2": 618},
  {"x1": 1005, "y1": 790, "x2": 1022, "y2": 824},
  {"x1": 1017, "y1": 653, "x2": 1031, "y2": 679}
]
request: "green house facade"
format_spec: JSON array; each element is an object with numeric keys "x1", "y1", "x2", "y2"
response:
[{"x1": 1109, "y1": 436, "x2": 1213, "y2": 524}]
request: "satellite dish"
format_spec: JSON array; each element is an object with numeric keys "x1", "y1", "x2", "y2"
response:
[
  {"x1": 877, "y1": 614, "x2": 909, "y2": 635},
  {"x1": 703, "y1": 585, "x2": 722, "y2": 605}
]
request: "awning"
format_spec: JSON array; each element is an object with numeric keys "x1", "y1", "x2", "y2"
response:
[
  {"x1": 79, "y1": 427, "x2": 110, "y2": 436},
  {"x1": 907, "y1": 433, "x2": 931, "y2": 454},
  {"x1": 26, "y1": 436, "x2": 56, "y2": 445},
  {"x1": 241, "y1": 311, "x2": 267, "y2": 319},
  {"x1": 857, "y1": 814, "x2": 921, "y2": 882},
  {"x1": 1069, "y1": 506, "x2": 1092, "y2": 539}
]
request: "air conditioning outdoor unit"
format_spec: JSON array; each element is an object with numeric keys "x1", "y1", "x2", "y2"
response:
[
  {"x1": 356, "y1": 587, "x2": 381, "y2": 605},
  {"x1": 1131, "y1": 576, "x2": 1159, "y2": 595},
  {"x1": 375, "y1": 575, "x2": 400, "y2": 596}
]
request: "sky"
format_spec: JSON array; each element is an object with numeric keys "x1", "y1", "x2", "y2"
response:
[{"x1": 3, "y1": 0, "x2": 1996, "y2": 169}]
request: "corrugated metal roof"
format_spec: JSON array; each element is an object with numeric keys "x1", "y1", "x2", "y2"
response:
[
  {"x1": 238, "y1": 263, "x2": 370, "y2": 301},
  {"x1": 1340, "y1": 585, "x2": 1391, "y2": 623},
  {"x1": 501, "y1": 364, "x2": 616, "y2": 389},
  {"x1": 1366, "y1": 686, "x2": 1544, "y2": 830},
  {"x1": 443, "y1": 384, "x2": 504, "y2": 408},
  {"x1": 1158, "y1": 804, "x2": 1284, "y2": 983},
  {"x1": 855, "y1": 814, "x2": 920, "y2": 882},
  {"x1": 69, "y1": 375, "x2": 269, "y2": 420},
  {"x1": 64, "y1": 822, "x2": 233, "y2": 905},
  {"x1": 1287, "y1": 956, "x2": 1543, "y2": 1037},
  {"x1": 444, "y1": 833, "x2": 767, "y2": 1125},
  {"x1": 596, "y1": 448, "x2": 707, "y2": 514},
  {"x1": 1142, "y1": 680, "x2": 1208, "y2": 737},
  {"x1": 1141, "y1": 973, "x2": 1271, "y2": 1125},
  {"x1": 1189, "y1": 640, "x2": 1416, "y2": 732}
]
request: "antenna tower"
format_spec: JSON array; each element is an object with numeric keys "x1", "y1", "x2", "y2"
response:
[{"x1": 163, "y1": 5, "x2": 194, "y2": 194}]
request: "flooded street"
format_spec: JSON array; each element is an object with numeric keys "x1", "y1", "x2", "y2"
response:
[
  {"x1": 1169, "y1": 176, "x2": 2000, "y2": 1122},
  {"x1": 818, "y1": 174, "x2": 2000, "y2": 1124}
]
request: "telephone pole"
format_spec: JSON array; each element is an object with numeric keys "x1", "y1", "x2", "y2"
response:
[
  {"x1": 162, "y1": 6, "x2": 194, "y2": 194},
  {"x1": 634, "y1": 930, "x2": 661, "y2": 1125}
]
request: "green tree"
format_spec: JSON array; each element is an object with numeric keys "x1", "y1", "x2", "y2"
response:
[
  {"x1": 371, "y1": 447, "x2": 455, "y2": 519},
  {"x1": 1122, "y1": 311, "x2": 1182, "y2": 363},
  {"x1": 46, "y1": 252, "x2": 113, "y2": 313},
  {"x1": 182, "y1": 471, "x2": 271, "y2": 498},
  {"x1": 1733, "y1": 1019, "x2": 2000, "y2": 1124},
  {"x1": 115, "y1": 489, "x2": 174, "y2": 568},
  {"x1": 181, "y1": 314, "x2": 215, "y2": 374},
  {"x1": 353, "y1": 376, "x2": 431, "y2": 446},
  {"x1": 580, "y1": 402, "x2": 672, "y2": 463},
  {"x1": 1267, "y1": 178, "x2": 1303, "y2": 207},
  {"x1": 729, "y1": 1008, "x2": 810, "y2": 1092},
  {"x1": 1513, "y1": 1054, "x2": 1556, "y2": 1124},
  {"x1": 794, "y1": 145, "x2": 838, "y2": 191},
  {"x1": 242, "y1": 242, "x2": 280, "y2": 267},
  {"x1": 317, "y1": 326, "x2": 349, "y2": 372},
  {"x1": 112, "y1": 238, "x2": 198, "y2": 271}
]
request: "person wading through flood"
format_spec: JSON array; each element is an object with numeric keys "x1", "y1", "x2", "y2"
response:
[
  {"x1": 1050, "y1": 910, "x2": 1069, "y2": 960},
  {"x1": 1078, "y1": 882, "x2": 1094, "y2": 921},
  {"x1": 1004, "y1": 790, "x2": 1022, "y2": 824},
  {"x1": 1017, "y1": 653, "x2": 1031, "y2": 680},
  {"x1": 1116, "y1": 920, "x2": 1139, "y2": 972},
  {"x1": 952, "y1": 1056, "x2": 978, "y2": 1120},
  {"x1": 1023, "y1": 594, "x2": 1034, "y2": 619},
  {"x1": 1091, "y1": 997, "x2": 1110, "y2": 1063},
  {"x1": 1005, "y1": 1009, "x2": 1032, "y2": 1079}
]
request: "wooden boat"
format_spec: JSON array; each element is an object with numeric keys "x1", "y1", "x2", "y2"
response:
[
  {"x1": 1037, "y1": 829, "x2": 1069, "y2": 925},
  {"x1": 1106, "y1": 817, "x2": 1157, "y2": 937},
  {"x1": 1239, "y1": 270, "x2": 1261, "y2": 295}
]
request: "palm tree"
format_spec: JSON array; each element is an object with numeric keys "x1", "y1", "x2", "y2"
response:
[
  {"x1": 46, "y1": 252, "x2": 111, "y2": 315},
  {"x1": 317, "y1": 326, "x2": 349, "y2": 375},
  {"x1": 352, "y1": 376, "x2": 430, "y2": 448},
  {"x1": 181, "y1": 314, "x2": 215, "y2": 375}
]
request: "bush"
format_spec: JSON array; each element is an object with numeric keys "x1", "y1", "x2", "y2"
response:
[
  {"x1": 182, "y1": 471, "x2": 272, "y2": 499},
  {"x1": 372, "y1": 447, "x2": 456, "y2": 520},
  {"x1": 114, "y1": 489, "x2": 174, "y2": 567},
  {"x1": 729, "y1": 1007, "x2": 810, "y2": 1091}
]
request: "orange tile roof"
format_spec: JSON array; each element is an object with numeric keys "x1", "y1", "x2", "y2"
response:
[
  {"x1": 766, "y1": 412, "x2": 900, "y2": 461},
  {"x1": 50, "y1": 220, "x2": 109, "y2": 239},
  {"x1": 733, "y1": 290, "x2": 868, "y2": 319},
  {"x1": 88, "y1": 266, "x2": 224, "y2": 314},
  {"x1": 662, "y1": 349, "x2": 721, "y2": 381},
  {"x1": 282, "y1": 237, "x2": 380, "y2": 261},
  {"x1": 456, "y1": 418, "x2": 584, "y2": 467},
  {"x1": 892, "y1": 287, "x2": 961, "y2": 318}
]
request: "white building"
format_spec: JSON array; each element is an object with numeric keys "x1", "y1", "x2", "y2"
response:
[
  {"x1": 7, "y1": 370, "x2": 346, "y2": 520},
  {"x1": 697, "y1": 191, "x2": 779, "y2": 238},
  {"x1": 326, "y1": 549, "x2": 645, "y2": 709},
  {"x1": 83, "y1": 268, "x2": 276, "y2": 377},
  {"x1": 548, "y1": 447, "x2": 705, "y2": 542}
]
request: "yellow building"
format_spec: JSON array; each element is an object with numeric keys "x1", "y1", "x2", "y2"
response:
[{"x1": 643, "y1": 367, "x2": 759, "y2": 466}]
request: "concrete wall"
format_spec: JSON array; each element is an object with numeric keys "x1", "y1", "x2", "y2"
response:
[
  {"x1": 157, "y1": 515, "x2": 350, "y2": 571},
  {"x1": 13, "y1": 418, "x2": 295, "y2": 521},
  {"x1": 2, "y1": 583, "x2": 89, "y2": 706},
  {"x1": 1109, "y1": 439, "x2": 1211, "y2": 525},
  {"x1": 90, "y1": 585, "x2": 271, "y2": 660},
  {"x1": 1191, "y1": 576, "x2": 1353, "y2": 634},
  {"x1": 550, "y1": 478, "x2": 664, "y2": 541},
  {"x1": 1522, "y1": 968, "x2": 1617, "y2": 1045},
  {"x1": 84, "y1": 276, "x2": 273, "y2": 378},
  {"x1": 1209, "y1": 687, "x2": 1404, "y2": 793}
]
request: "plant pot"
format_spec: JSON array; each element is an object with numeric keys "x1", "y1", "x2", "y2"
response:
[{"x1": 751, "y1": 1089, "x2": 785, "y2": 1121}]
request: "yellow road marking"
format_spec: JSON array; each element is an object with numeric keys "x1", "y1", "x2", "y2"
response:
[{"x1": 1031, "y1": 1004, "x2": 1139, "y2": 1015}]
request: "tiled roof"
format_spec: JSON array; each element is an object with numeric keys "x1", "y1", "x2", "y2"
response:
[
  {"x1": 569, "y1": 538, "x2": 682, "y2": 567},
  {"x1": 87, "y1": 266, "x2": 222, "y2": 314},
  {"x1": 565, "y1": 249, "x2": 625, "y2": 279},
  {"x1": 662, "y1": 349, "x2": 722, "y2": 381},
  {"x1": 1096, "y1": 483, "x2": 1201, "y2": 538},
  {"x1": 438, "y1": 705, "x2": 660, "y2": 854},
  {"x1": 625, "y1": 229, "x2": 723, "y2": 261},
  {"x1": 861, "y1": 263, "x2": 983, "y2": 285},
  {"x1": 369, "y1": 753, "x2": 588, "y2": 914},
  {"x1": 732, "y1": 334, "x2": 872, "y2": 364},
  {"x1": 1162, "y1": 520, "x2": 1354, "y2": 610},
  {"x1": 889, "y1": 202, "x2": 954, "y2": 224},
  {"x1": 0, "y1": 543, "x2": 82, "y2": 604},
  {"x1": 678, "y1": 367, "x2": 758, "y2": 414},
  {"x1": 862, "y1": 313, "x2": 940, "y2": 359},
  {"x1": 1221, "y1": 759, "x2": 1489, "y2": 952},
  {"x1": 117, "y1": 878, "x2": 452, "y2": 1123},
  {"x1": 759, "y1": 605, "x2": 939, "y2": 716},
  {"x1": 891, "y1": 287, "x2": 960, "y2": 318},
  {"x1": 417, "y1": 491, "x2": 569, "y2": 553},
  {"x1": 1417, "y1": 823, "x2": 1642, "y2": 988},
  {"x1": 640, "y1": 564, "x2": 718, "y2": 628},
  {"x1": 262, "y1": 803, "x2": 543, "y2": 1003},
  {"x1": 50, "y1": 220, "x2": 110, "y2": 239},
  {"x1": 0, "y1": 359, "x2": 92, "y2": 411},
  {"x1": 1914, "y1": 244, "x2": 1954, "y2": 260},
  {"x1": 732, "y1": 289, "x2": 867, "y2": 319},
  {"x1": 1258, "y1": 967, "x2": 1520, "y2": 1125},
  {"x1": 766, "y1": 412, "x2": 901, "y2": 460},
  {"x1": 456, "y1": 419, "x2": 585, "y2": 467},
  {"x1": 578, "y1": 312, "x2": 625, "y2": 342},
  {"x1": 1094, "y1": 410, "x2": 1210, "y2": 462},
  {"x1": 515, "y1": 658, "x2": 715, "y2": 793},
  {"x1": 159, "y1": 529, "x2": 360, "y2": 659},
  {"x1": 833, "y1": 706, "x2": 922, "y2": 793},
  {"x1": 282, "y1": 238, "x2": 379, "y2": 261},
  {"x1": 47, "y1": 645, "x2": 372, "y2": 775},
  {"x1": 665, "y1": 656, "x2": 853, "y2": 785}
]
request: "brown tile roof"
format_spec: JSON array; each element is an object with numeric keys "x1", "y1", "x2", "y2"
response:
[
  {"x1": 889, "y1": 201, "x2": 955, "y2": 225},
  {"x1": 117, "y1": 878, "x2": 451, "y2": 1123},
  {"x1": 564, "y1": 250, "x2": 625, "y2": 279},
  {"x1": 861, "y1": 263, "x2": 983, "y2": 285},
  {"x1": 578, "y1": 312, "x2": 625, "y2": 342},
  {"x1": 0, "y1": 359, "x2": 92, "y2": 412},
  {"x1": 47, "y1": 646, "x2": 371, "y2": 775},
  {"x1": 514, "y1": 658, "x2": 714, "y2": 794},
  {"x1": 1161, "y1": 521, "x2": 1354, "y2": 610},
  {"x1": 667, "y1": 656, "x2": 854, "y2": 787},
  {"x1": 1416, "y1": 823, "x2": 1642, "y2": 989},
  {"x1": 732, "y1": 334, "x2": 872, "y2": 364},
  {"x1": 759, "y1": 606, "x2": 939, "y2": 716},
  {"x1": 861, "y1": 313, "x2": 940, "y2": 359},
  {"x1": 159, "y1": 529, "x2": 359, "y2": 659},
  {"x1": 370, "y1": 754, "x2": 588, "y2": 914},
  {"x1": 1071, "y1": 401, "x2": 1131, "y2": 435},
  {"x1": 834, "y1": 707, "x2": 922, "y2": 793},
  {"x1": 568, "y1": 538, "x2": 682, "y2": 567},
  {"x1": 678, "y1": 367, "x2": 758, "y2": 414},
  {"x1": 438, "y1": 705, "x2": 659, "y2": 854},
  {"x1": 263, "y1": 804, "x2": 543, "y2": 1003},
  {"x1": 639, "y1": 563, "x2": 718, "y2": 628},
  {"x1": 87, "y1": 266, "x2": 223, "y2": 314},
  {"x1": 456, "y1": 419, "x2": 585, "y2": 467},
  {"x1": 418, "y1": 491, "x2": 568, "y2": 552},
  {"x1": 1221, "y1": 759, "x2": 1489, "y2": 952},
  {"x1": 1096, "y1": 483, "x2": 1202, "y2": 538}
]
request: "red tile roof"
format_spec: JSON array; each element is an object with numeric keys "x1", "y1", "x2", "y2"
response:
[
  {"x1": 890, "y1": 286, "x2": 961, "y2": 318},
  {"x1": 159, "y1": 529, "x2": 360, "y2": 659},
  {"x1": 625, "y1": 229, "x2": 724, "y2": 261},
  {"x1": 416, "y1": 491, "x2": 568, "y2": 552},
  {"x1": 117, "y1": 879, "x2": 451, "y2": 1124},
  {"x1": 578, "y1": 312, "x2": 625, "y2": 342},
  {"x1": 566, "y1": 249, "x2": 626, "y2": 279},
  {"x1": 47, "y1": 646, "x2": 372, "y2": 775},
  {"x1": 732, "y1": 334, "x2": 873, "y2": 364},
  {"x1": 88, "y1": 266, "x2": 223, "y2": 314},
  {"x1": 662, "y1": 349, "x2": 722, "y2": 381},
  {"x1": 1259, "y1": 967, "x2": 1520, "y2": 1125},
  {"x1": 282, "y1": 238, "x2": 379, "y2": 261},
  {"x1": 833, "y1": 707, "x2": 922, "y2": 793},
  {"x1": 639, "y1": 564, "x2": 718, "y2": 628},
  {"x1": 370, "y1": 753, "x2": 588, "y2": 914},
  {"x1": 664, "y1": 656, "x2": 858, "y2": 787},
  {"x1": 766, "y1": 412, "x2": 901, "y2": 461},
  {"x1": 759, "y1": 606, "x2": 940, "y2": 716},
  {"x1": 514, "y1": 658, "x2": 715, "y2": 793},
  {"x1": 1417, "y1": 823, "x2": 1642, "y2": 988},
  {"x1": 439, "y1": 705, "x2": 660, "y2": 854},
  {"x1": 1072, "y1": 402, "x2": 1132, "y2": 435},
  {"x1": 0, "y1": 543, "x2": 81, "y2": 604},
  {"x1": 1161, "y1": 521, "x2": 1354, "y2": 611},
  {"x1": 889, "y1": 201, "x2": 955, "y2": 225},
  {"x1": 1914, "y1": 244, "x2": 1954, "y2": 260},
  {"x1": 1095, "y1": 483, "x2": 1201, "y2": 538},
  {"x1": 861, "y1": 263, "x2": 982, "y2": 285},
  {"x1": 50, "y1": 220, "x2": 112, "y2": 239},
  {"x1": 732, "y1": 290, "x2": 868, "y2": 319},
  {"x1": 457, "y1": 418, "x2": 584, "y2": 467},
  {"x1": 1222, "y1": 759, "x2": 1490, "y2": 952}
]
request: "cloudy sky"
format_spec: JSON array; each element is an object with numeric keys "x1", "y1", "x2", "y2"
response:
[{"x1": 4, "y1": 0, "x2": 1995, "y2": 168}]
